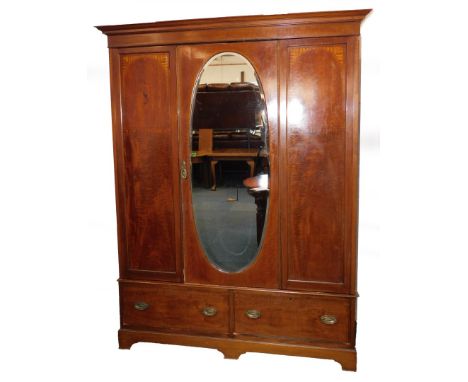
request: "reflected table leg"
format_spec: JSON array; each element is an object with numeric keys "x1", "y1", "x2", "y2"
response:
[
  {"x1": 247, "y1": 189, "x2": 269, "y2": 245},
  {"x1": 210, "y1": 160, "x2": 218, "y2": 191},
  {"x1": 246, "y1": 160, "x2": 255, "y2": 178}
]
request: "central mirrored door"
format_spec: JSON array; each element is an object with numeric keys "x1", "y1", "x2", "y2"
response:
[
  {"x1": 190, "y1": 52, "x2": 269, "y2": 273},
  {"x1": 178, "y1": 42, "x2": 279, "y2": 287}
]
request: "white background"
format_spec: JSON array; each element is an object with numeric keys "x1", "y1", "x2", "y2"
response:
[{"x1": 1, "y1": 0, "x2": 467, "y2": 381}]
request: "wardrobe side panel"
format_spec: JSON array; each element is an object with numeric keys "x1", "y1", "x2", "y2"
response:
[
  {"x1": 280, "y1": 38, "x2": 357, "y2": 293},
  {"x1": 115, "y1": 49, "x2": 181, "y2": 280}
]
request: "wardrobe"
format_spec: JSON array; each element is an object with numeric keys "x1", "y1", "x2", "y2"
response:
[{"x1": 97, "y1": 9, "x2": 370, "y2": 371}]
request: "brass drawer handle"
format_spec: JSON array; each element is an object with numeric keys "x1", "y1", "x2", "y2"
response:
[
  {"x1": 320, "y1": 314, "x2": 337, "y2": 325},
  {"x1": 245, "y1": 309, "x2": 261, "y2": 319},
  {"x1": 202, "y1": 306, "x2": 217, "y2": 317},
  {"x1": 134, "y1": 301, "x2": 150, "y2": 311}
]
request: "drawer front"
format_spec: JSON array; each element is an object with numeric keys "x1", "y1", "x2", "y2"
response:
[
  {"x1": 120, "y1": 282, "x2": 229, "y2": 335},
  {"x1": 234, "y1": 291, "x2": 352, "y2": 344}
]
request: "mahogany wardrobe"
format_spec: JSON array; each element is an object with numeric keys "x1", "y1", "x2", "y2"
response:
[{"x1": 97, "y1": 9, "x2": 370, "y2": 371}]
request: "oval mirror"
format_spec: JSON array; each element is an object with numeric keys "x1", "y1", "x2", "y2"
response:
[{"x1": 190, "y1": 52, "x2": 270, "y2": 273}]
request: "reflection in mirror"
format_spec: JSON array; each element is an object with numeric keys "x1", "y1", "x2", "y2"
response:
[{"x1": 191, "y1": 52, "x2": 269, "y2": 273}]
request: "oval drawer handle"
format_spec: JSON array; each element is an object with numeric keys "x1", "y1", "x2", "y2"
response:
[
  {"x1": 134, "y1": 301, "x2": 150, "y2": 311},
  {"x1": 320, "y1": 314, "x2": 337, "y2": 325},
  {"x1": 245, "y1": 309, "x2": 261, "y2": 319},
  {"x1": 202, "y1": 306, "x2": 217, "y2": 317}
]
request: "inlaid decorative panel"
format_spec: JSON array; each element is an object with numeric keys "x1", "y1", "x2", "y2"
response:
[
  {"x1": 284, "y1": 41, "x2": 348, "y2": 291},
  {"x1": 120, "y1": 51, "x2": 180, "y2": 277}
]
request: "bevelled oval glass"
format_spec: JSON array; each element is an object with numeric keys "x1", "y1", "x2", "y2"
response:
[{"x1": 190, "y1": 52, "x2": 270, "y2": 273}]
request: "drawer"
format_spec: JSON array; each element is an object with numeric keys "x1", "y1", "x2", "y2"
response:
[
  {"x1": 234, "y1": 290, "x2": 353, "y2": 344},
  {"x1": 120, "y1": 282, "x2": 230, "y2": 335}
]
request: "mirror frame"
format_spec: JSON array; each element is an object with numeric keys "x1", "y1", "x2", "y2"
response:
[{"x1": 189, "y1": 51, "x2": 271, "y2": 273}]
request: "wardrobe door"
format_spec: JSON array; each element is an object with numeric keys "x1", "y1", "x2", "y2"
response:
[
  {"x1": 279, "y1": 37, "x2": 360, "y2": 293},
  {"x1": 109, "y1": 47, "x2": 182, "y2": 281},
  {"x1": 178, "y1": 42, "x2": 279, "y2": 288}
]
